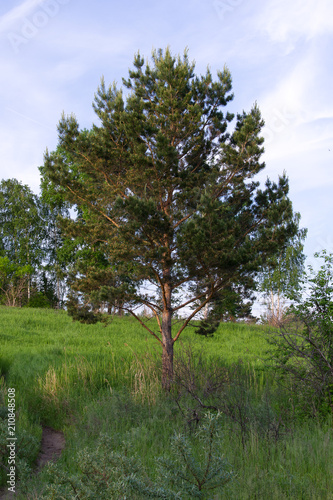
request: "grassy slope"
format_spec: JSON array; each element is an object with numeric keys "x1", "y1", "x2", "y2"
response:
[
  {"x1": 0, "y1": 306, "x2": 268, "y2": 380},
  {"x1": 0, "y1": 307, "x2": 332, "y2": 499},
  {"x1": 0, "y1": 307, "x2": 268, "y2": 421}
]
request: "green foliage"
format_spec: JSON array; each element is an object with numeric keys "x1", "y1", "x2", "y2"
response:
[
  {"x1": 40, "y1": 414, "x2": 232, "y2": 500},
  {"x1": 0, "y1": 179, "x2": 44, "y2": 268},
  {"x1": 41, "y1": 436, "x2": 179, "y2": 499},
  {"x1": 65, "y1": 246, "x2": 133, "y2": 323},
  {"x1": 66, "y1": 293, "x2": 102, "y2": 324},
  {"x1": 158, "y1": 412, "x2": 233, "y2": 498},
  {"x1": 26, "y1": 292, "x2": 52, "y2": 309},
  {"x1": 41, "y1": 47, "x2": 299, "y2": 388},
  {"x1": 194, "y1": 314, "x2": 220, "y2": 337},
  {"x1": 0, "y1": 178, "x2": 66, "y2": 308},
  {"x1": 267, "y1": 251, "x2": 333, "y2": 415},
  {"x1": 39, "y1": 153, "x2": 72, "y2": 308},
  {"x1": 195, "y1": 284, "x2": 255, "y2": 337},
  {"x1": 258, "y1": 212, "x2": 307, "y2": 325},
  {"x1": 0, "y1": 257, "x2": 33, "y2": 306},
  {"x1": 212, "y1": 284, "x2": 255, "y2": 322},
  {"x1": 0, "y1": 411, "x2": 40, "y2": 487}
]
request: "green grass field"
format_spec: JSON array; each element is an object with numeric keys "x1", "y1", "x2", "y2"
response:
[{"x1": 0, "y1": 306, "x2": 332, "y2": 499}]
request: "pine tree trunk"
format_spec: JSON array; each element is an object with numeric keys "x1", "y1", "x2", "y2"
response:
[
  {"x1": 162, "y1": 307, "x2": 173, "y2": 391},
  {"x1": 118, "y1": 302, "x2": 123, "y2": 317},
  {"x1": 161, "y1": 273, "x2": 173, "y2": 391}
]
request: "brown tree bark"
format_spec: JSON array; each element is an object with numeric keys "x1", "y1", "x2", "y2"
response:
[
  {"x1": 161, "y1": 306, "x2": 173, "y2": 391},
  {"x1": 161, "y1": 262, "x2": 174, "y2": 390}
]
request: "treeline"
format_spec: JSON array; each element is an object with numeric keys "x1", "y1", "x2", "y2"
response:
[
  {"x1": 0, "y1": 177, "x2": 138, "y2": 315},
  {"x1": 0, "y1": 178, "x2": 66, "y2": 308}
]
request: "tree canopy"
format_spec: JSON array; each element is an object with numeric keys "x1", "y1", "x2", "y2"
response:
[
  {"x1": 0, "y1": 179, "x2": 45, "y2": 305},
  {"x1": 0, "y1": 178, "x2": 67, "y2": 307},
  {"x1": 41, "y1": 48, "x2": 299, "y2": 388},
  {"x1": 0, "y1": 178, "x2": 43, "y2": 268},
  {"x1": 258, "y1": 212, "x2": 307, "y2": 325}
]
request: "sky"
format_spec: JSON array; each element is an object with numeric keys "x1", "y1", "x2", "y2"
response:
[{"x1": 0, "y1": 0, "x2": 332, "y2": 277}]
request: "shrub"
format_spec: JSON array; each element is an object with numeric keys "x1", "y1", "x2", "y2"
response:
[
  {"x1": 157, "y1": 412, "x2": 234, "y2": 498},
  {"x1": 267, "y1": 251, "x2": 333, "y2": 415},
  {"x1": 26, "y1": 292, "x2": 52, "y2": 309},
  {"x1": 40, "y1": 413, "x2": 233, "y2": 499}
]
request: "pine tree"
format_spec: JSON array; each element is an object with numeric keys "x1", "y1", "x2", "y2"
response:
[{"x1": 42, "y1": 48, "x2": 298, "y2": 389}]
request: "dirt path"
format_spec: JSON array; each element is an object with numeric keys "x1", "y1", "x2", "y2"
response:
[
  {"x1": 0, "y1": 426, "x2": 65, "y2": 499},
  {"x1": 35, "y1": 426, "x2": 65, "y2": 472}
]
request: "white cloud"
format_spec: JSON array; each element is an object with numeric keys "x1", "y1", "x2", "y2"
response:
[
  {"x1": 0, "y1": 0, "x2": 42, "y2": 33},
  {"x1": 0, "y1": 125, "x2": 48, "y2": 193},
  {"x1": 258, "y1": 0, "x2": 333, "y2": 47},
  {"x1": 256, "y1": 39, "x2": 333, "y2": 184}
]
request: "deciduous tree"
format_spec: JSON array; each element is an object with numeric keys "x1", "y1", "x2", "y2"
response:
[
  {"x1": 0, "y1": 257, "x2": 32, "y2": 306},
  {"x1": 0, "y1": 178, "x2": 46, "y2": 303},
  {"x1": 39, "y1": 170, "x2": 72, "y2": 307},
  {"x1": 258, "y1": 212, "x2": 307, "y2": 325}
]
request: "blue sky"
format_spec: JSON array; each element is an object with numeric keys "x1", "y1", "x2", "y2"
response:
[{"x1": 0, "y1": 0, "x2": 332, "y2": 272}]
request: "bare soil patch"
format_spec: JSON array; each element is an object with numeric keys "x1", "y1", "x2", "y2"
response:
[{"x1": 36, "y1": 426, "x2": 65, "y2": 472}]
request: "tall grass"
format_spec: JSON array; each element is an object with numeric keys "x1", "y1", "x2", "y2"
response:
[
  {"x1": 0, "y1": 306, "x2": 268, "y2": 425},
  {"x1": 0, "y1": 306, "x2": 332, "y2": 498}
]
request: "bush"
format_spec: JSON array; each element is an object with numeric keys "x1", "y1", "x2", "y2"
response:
[
  {"x1": 26, "y1": 292, "x2": 52, "y2": 309},
  {"x1": 40, "y1": 413, "x2": 233, "y2": 499},
  {"x1": 173, "y1": 347, "x2": 288, "y2": 447},
  {"x1": 157, "y1": 412, "x2": 234, "y2": 498},
  {"x1": 267, "y1": 251, "x2": 333, "y2": 415}
]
